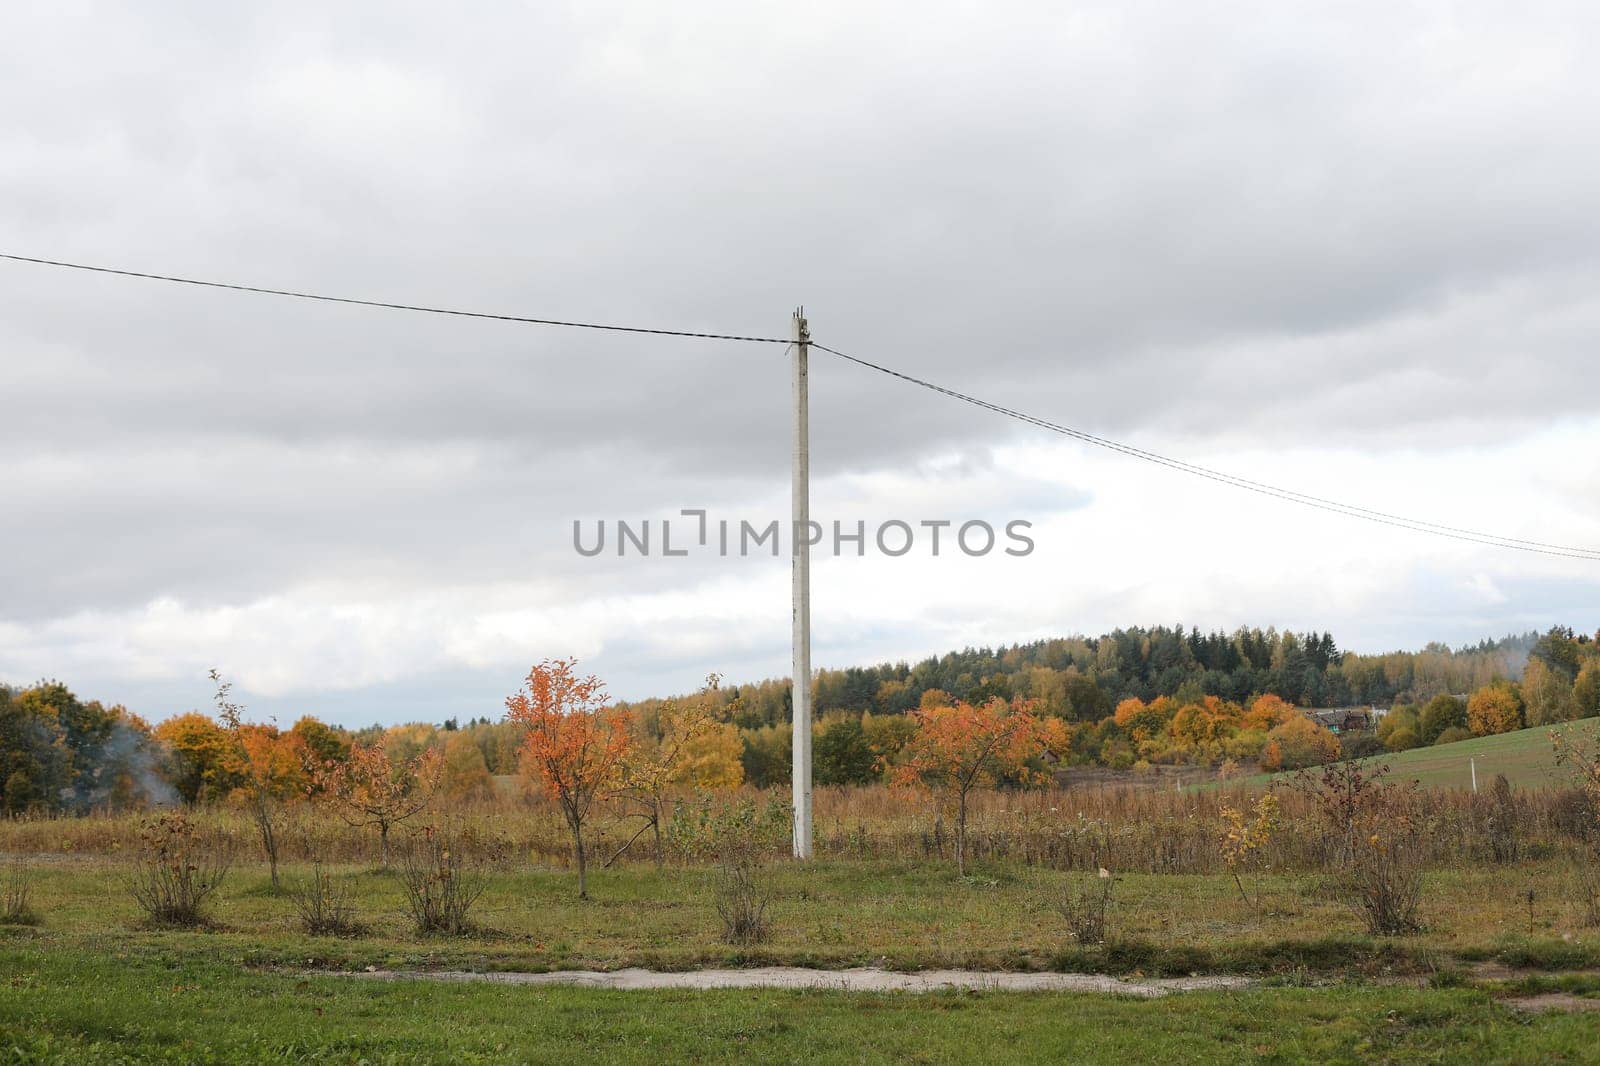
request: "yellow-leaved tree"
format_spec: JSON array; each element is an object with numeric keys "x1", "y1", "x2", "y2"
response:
[
  {"x1": 1467, "y1": 681, "x2": 1525, "y2": 736},
  {"x1": 441, "y1": 732, "x2": 497, "y2": 805},
  {"x1": 611, "y1": 675, "x2": 738, "y2": 868}
]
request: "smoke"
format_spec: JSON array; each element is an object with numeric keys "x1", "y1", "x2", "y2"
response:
[
  {"x1": 1493, "y1": 631, "x2": 1540, "y2": 683},
  {"x1": 115, "y1": 717, "x2": 179, "y2": 808},
  {"x1": 1501, "y1": 646, "x2": 1531, "y2": 683},
  {"x1": 70, "y1": 716, "x2": 180, "y2": 811}
]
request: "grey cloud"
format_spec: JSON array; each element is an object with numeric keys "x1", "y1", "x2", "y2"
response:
[{"x1": 4, "y1": 1, "x2": 1600, "y2": 711}]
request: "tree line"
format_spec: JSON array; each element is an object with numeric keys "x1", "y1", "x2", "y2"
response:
[
  {"x1": 659, "y1": 625, "x2": 1550, "y2": 732},
  {"x1": 3, "y1": 624, "x2": 1596, "y2": 813}
]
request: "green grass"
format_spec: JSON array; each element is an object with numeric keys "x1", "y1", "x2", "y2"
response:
[
  {"x1": 9, "y1": 856, "x2": 1600, "y2": 976},
  {"x1": 6, "y1": 854, "x2": 1600, "y2": 1061},
  {"x1": 3, "y1": 938, "x2": 1599, "y2": 1064},
  {"x1": 1210, "y1": 719, "x2": 1597, "y2": 792}
]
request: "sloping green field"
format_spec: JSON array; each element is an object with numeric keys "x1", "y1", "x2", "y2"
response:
[{"x1": 1210, "y1": 717, "x2": 1600, "y2": 792}]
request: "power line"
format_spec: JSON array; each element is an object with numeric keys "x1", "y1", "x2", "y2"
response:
[
  {"x1": 813, "y1": 342, "x2": 1600, "y2": 562},
  {"x1": 7, "y1": 249, "x2": 1594, "y2": 560},
  {"x1": 0, "y1": 253, "x2": 790, "y2": 344}
]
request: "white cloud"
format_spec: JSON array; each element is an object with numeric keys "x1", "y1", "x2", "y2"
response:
[
  {"x1": 2, "y1": 1, "x2": 1599, "y2": 721},
  {"x1": 4, "y1": 424, "x2": 1596, "y2": 723}
]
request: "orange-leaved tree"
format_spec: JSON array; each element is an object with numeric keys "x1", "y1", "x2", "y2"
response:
[
  {"x1": 892, "y1": 698, "x2": 1055, "y2": 875},
  {"x1": 1259, "y1": 712, "x2": 1339, "y2": 772},
  {"x1": 319, "y1": 739, "x2": 442, "y2": 867},
  {"x1": 506, "y1": 658, "x2": 632, "y2": 899},
  {"x1": 1242, "y1": 694, "x2": 1297, "y2": 733}
]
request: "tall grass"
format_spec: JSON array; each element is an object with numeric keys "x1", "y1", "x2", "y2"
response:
[
  {"x1": 3, "y1": 782, "x2": 1593, "y2": 877},
  {"x1": 1, "y1": 859, "x2": 36, "y2": 925}
]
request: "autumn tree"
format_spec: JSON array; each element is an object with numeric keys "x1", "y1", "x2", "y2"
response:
[
  {"x1": 211, "y1": 670, "x2": 307, "y2": 888},
  {"x1": 1524, "y1": 657, "x2": 1579, "y2": 725},
  {"x1": 441, "y1": 732, "x2": 496, "y2": 805},
  {"x1": 0, "y1": 683, "x2": 71, "y2": 813},
  {"x1": 739, "y1": 723, "x2": 791, "y2": 788},
  {"x1": 1241, "y1": 694, "x2": 1296, "y2": 732},
  {"x1": 1575, "y1": 660, "x2": 1600, "y2": 721},
  {"x1": 290, "y1": 717, "x2": 351, "y2": 788},
  {"x1": 609, "y1": 675, "x2": 740, "y2": 868},
  {"x1": 507, "y1": 659, "x2": 631, "y2": 898},
  {"x1": 155, "y1": 713, "x2": 237, "y2": 804},
  {"x1": 1112, "y1": 697, "x2": 1172, "y2": 741},
  {"x1": 678, "y1": 723, "x2": 745, "y2": 788},
  {"x1": 1, "y1": 682, "x2": 167, "y2": 814},
  {"x1": 1169, "y1": 697, "x2": 1242, "y2": 753},
  {"x1": 861, "y1": 711, "x2": 917, "y2": 773},
  {"x1": 93, "y1": 710, "x2": 166, "y2": 809},
  {"x1": 892, "y1": 698, "x2": 1053, "y2": 875},
  {"x1": 229, "y1": 723, "x2": 306, "y2": 887},
  {"x1": 1468, "y1": 681, "x2": 1525, "y2": 736},
  {"x1": 320, "y1": 739, "x2": 443, "y2": 867},
  {"x1": 1219, "y1": 792, "x2": 1279, "y2": 909},
  {"x1": 1259, "y1": 713, "x2": 1339, "y2": 771}
]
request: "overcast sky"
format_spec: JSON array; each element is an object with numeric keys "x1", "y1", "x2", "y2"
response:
[{"x1": 3, "y1": 2, "x2": 1598, "y2": 727}]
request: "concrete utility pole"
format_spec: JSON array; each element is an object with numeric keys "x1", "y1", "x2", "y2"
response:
[{"x1": 791, "y1": 308, "x2": 813, "y2": 859}]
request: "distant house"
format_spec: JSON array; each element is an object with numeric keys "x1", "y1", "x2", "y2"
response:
[{"x1": 1309, "y1": 706, "x2": 1377, "y2": 734}]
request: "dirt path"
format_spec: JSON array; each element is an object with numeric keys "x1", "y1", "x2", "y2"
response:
[
  {"x1": 344, "y1": 967, "x2": 1252, "y2": 996},
  {"x1": 1504, "y1": 993, "x2": 1600, "y2": 1013}
]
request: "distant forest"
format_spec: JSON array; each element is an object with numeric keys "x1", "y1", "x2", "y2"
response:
[
  {"x1": 653, "y1": 626, "x2": 1551, "y2": 730},
  {"x1": 9, "y1": 625, "x2": 1593, "y2": 814}
]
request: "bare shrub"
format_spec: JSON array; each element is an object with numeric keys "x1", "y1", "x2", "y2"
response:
[
  {"x1": 127, "y1": 812, "x2": 233, "y2": 927},
  {"x1": 1290, "y1": 758, "x2": 1393, "y2": 867},
  {"x1": 1058, "y1": 868, "x2": 1113, "y2": 944},
  {"x1": 685, "y1": 797, "x2": 779, "y2": 946},
  {"x1": 289, "y1": 862, "x2": 364, "y2": 937},
  {"x1": 1551, "y1": 786, "x2": 1600, "y2": 844},
  {"x1": 1343, "y1": 793, "x2": 1428, "y2": 936},
  {"x1": 1483, "y1": 774, "x2": 1521, "y2": 864},
  {"x1": 1293, "y1": 758, "x2": 1427, "y2": 934},
  {"x1": 396, "y1": 823, "x2": 498, "y2": 935},
  {"x1": 713, "y1": 856, "x2": 771, "y2": 946},
  {"x1": 1, "y1": 859, "x2": 37, "y2": 925},
  {"x1": 1565, "y1": 845, "x2": 1600, "y2": 928},
  {"x1": 1347, "y1": 834, "x2": 1426, "y2": 935}
]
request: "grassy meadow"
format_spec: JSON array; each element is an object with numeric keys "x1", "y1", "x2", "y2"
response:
[
  {"x1": 5, "y1": 755, "x2": 1600, "y2": 1063},
  {"x1": 4, "y1": 854, "x2": 1600, "y2": 1063},
  {"x1": 6, "y1": 854, "x2": 1600, "y2": 975},
  {"x1": 6, "y1": 937, "x2": 1600, "y2": 1064}
]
